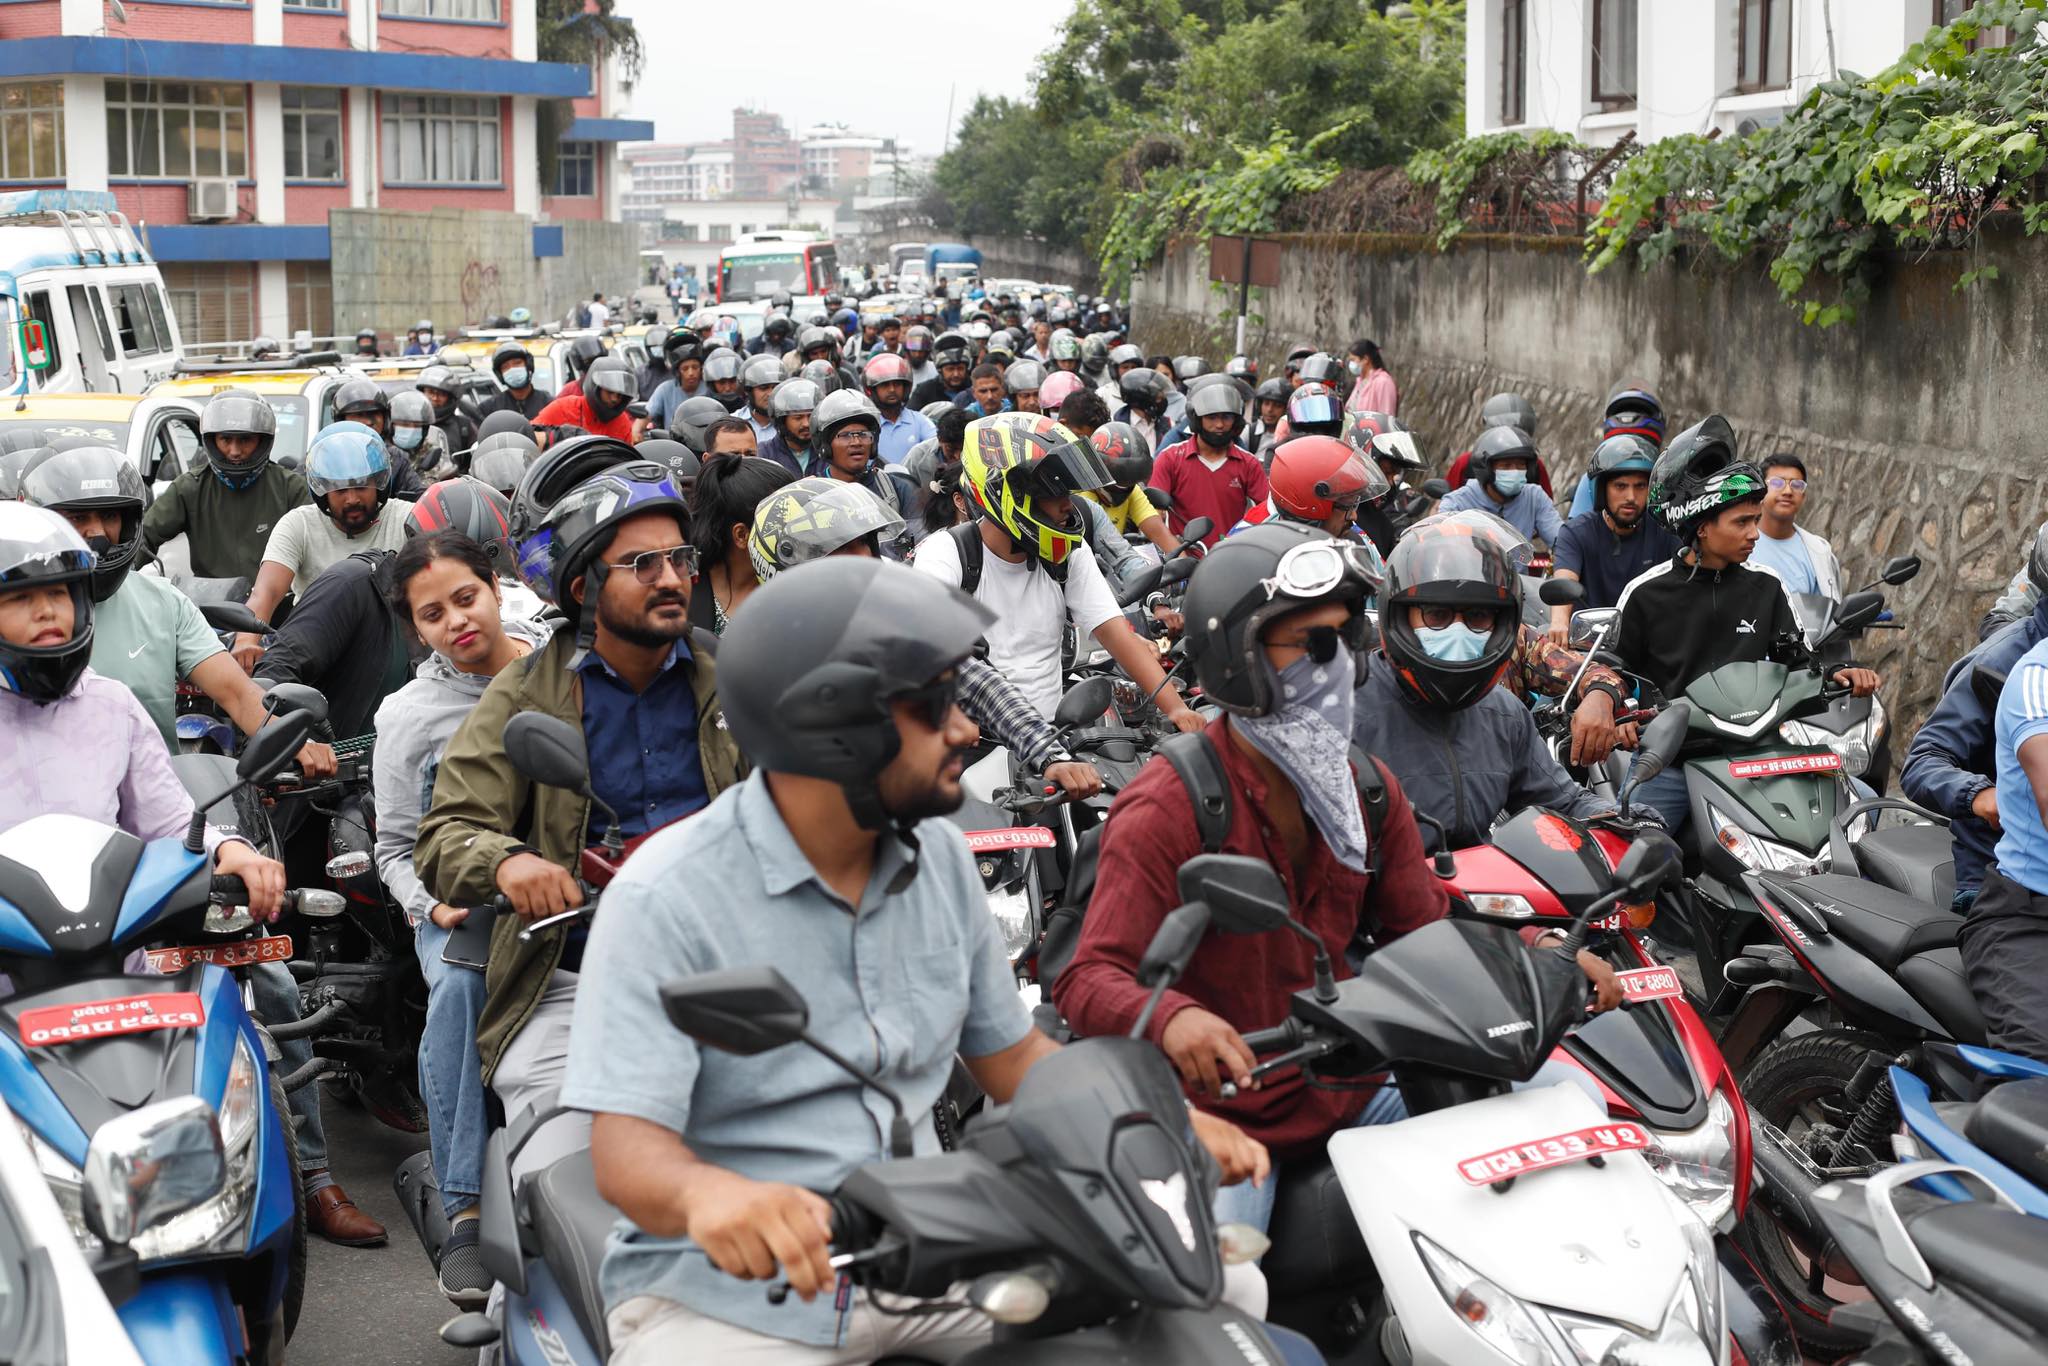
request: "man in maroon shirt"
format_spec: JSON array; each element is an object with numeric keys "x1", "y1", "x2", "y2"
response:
[{"x1": 1150, "y1": 383, "x2": 1269, "y2": 547}]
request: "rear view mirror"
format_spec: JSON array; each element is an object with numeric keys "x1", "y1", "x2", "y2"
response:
[
  {"x1": 1538, "y1": 578, "x2": 1584, "y2": 607},
  {"x1": 81, "y1": 1096, "x2": 226, "y2": 1248},
  {"x1": 1420, "y1": 478, "x2": 1450, "y2": 500},
  {"x1": 1143, "y1": 486, "x2": 1174, "y2": 511},
  {"x1": 1614, "y1": 832, "x2": 1681, "y2": 901},
  {"x1": 260, "y1": 681, "x2": 328, "y2": 727},
  {"x1": 1568, "y1": 607, "x2": 1618, "y2": 649},
  {"x1": 1829, "y1": 591, "x2": 1885, "y2": 639},
  {"x1": 199, "y1": 601, "x2": 267, "y2": 636},
  {"x1": 1622, "y1": 702, "x2": 1691, "y2": 797},
  {"x1": 1137, "y1": 901, "x2": 1212, "y2": 986},
  {"x1": 237, "y1": 711, "x2": 312, "y2": 783},
  {"x1": 1053, "y1": 675, "x2": 1116, "y2": 730},
  {"x1": 1177, "y1": 516, "x2": 1214, "y2": 545},
  {"x1": 1177, "y1": 853, "x2": 1291, "y2": 934},
  {"x1": 503, "y1": 713, "x2": 593, "y2": 794},
  {"x1": 1113, "y1": 561, "x2": 1163, "y2": 607},
  {"x1": 660, "y1": 966, "x2": 810, "y2": 1055},
  {"x1": 1880, "y1": 555, "x2": 1921, "y2": 586},
  {"x1": 1159, "y1": 556, "x2": 1198, "y2": 587}
]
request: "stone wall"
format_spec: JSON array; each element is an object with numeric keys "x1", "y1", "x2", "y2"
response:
[
  {"x1": 968, "y1": 234, "x2": 1100, "y2": 293},
  {"x1": 1130, "y1": 228, "x2": 2048, "y2": 741},
  {"x1": 328, "y1": 208, "x2": 641, "y2": 336}
]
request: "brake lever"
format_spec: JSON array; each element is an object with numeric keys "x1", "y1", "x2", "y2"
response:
[{"x1": 516, "y1": 904, "x2": 595, "y2": 941}]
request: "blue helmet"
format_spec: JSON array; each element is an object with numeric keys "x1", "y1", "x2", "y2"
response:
[
  {"x1": 1602, "y1": 384, "x2": 1666, "y2": 445},
  {"x1": 832, "y1": 307, "x2": 859, "y2": 336},
  {"x1": 305, "y1": 421, "x2": 391, "y2": 503},
  {"x1": 508, "y1": 434, "x2": 639, "y2": 605}
]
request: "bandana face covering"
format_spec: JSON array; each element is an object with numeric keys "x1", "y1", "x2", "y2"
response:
[{"x1": 1235, "y1": 648, "x2": 1371, "y2": 874}]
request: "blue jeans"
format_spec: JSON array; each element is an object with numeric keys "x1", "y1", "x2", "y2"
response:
[
  {"x1": 1211, "y1": 1084, "x2": 1408, "y2": 1234},
  {"x1": 250, "y1": 960, "x2": 326, "y2": 1171},
  {"x1": 416, "y1": 916, "x2": 491, "y2": 1218},
  {"x1": 1633, "y1": 766, "x2": 1692, "y2": 838}
]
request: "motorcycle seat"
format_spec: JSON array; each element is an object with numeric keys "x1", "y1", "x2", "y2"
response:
[
  {"x1": 1260, "y1": 1153, "x2": 1369, "y2": 1293},
  {"x1": 527, "y1": 1150, "x2": 619, "y2": 1359},
  {"x1": 1964, "y1": 1077, "x2": 2048, "y2": 1192},
  {"x1": 1851, "y1": 822, "x2": 1956, "y2": 909},
  {"x1": 1784, "y1": 874, "x2": 1959, "y2": 969},
  {"x1": 1893, "y1": 948, "x2": 1988, "y2": 1045},
  {"x1": 1905, "y1": 1199, "x2": 2048, "y2": 1332}
]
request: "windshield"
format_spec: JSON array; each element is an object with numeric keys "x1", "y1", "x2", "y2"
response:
[
  {"x1": 267, "y1": 395, "x2": 312, "y2": 467},
  {"x1": 0, "y1": 415, "x2": 129, "y2": 447},
  {"x1": 722, "y1": 253, "x2": 804, "y2": 299}
]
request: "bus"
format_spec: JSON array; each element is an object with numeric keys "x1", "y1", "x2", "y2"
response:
[
  {"x1": 0, "y1": 190, "x2": 184, "y2": 395},
  {"x1": 717, "y1": 232, "x2": 839, "y2": 303}
]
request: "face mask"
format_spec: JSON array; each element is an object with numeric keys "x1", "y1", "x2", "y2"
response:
[
  {"x1": 1348, "y1": 359, "x2": 1363, "y2": 376},
  {"x1": 393, "y1": 426, "x2": 425, "y2": 451},
  {"x1": 1416, "y1": 621, "x2": 1491, "y2": 664},
  {"x1": 502, "y1": 366, "x2": 530, "y2": 389},
  {"x1": 1235, "y1": 649, "x2": 1371, "y2": 874},
  {"x1": 1492, "y1": 469, "x2": 1528, "y2": 497}
]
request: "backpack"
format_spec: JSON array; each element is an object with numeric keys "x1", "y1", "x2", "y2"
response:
[
  {"x1": 1035, "y1": 730, "x2": 1393, "y2": 990},
  {"x1": 947, "y1": 520, "x2": 1069, "y2": 597}
]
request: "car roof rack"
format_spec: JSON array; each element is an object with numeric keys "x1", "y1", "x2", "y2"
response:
[{"x1": 174, "y1": 352, "x2": 343, "y2": 374}]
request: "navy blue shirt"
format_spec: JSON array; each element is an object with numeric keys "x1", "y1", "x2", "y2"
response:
[
  {"x1": 1552, "y1": 510, "x2": 1680, "y2": 609},
  {"x1": 578, "y1": 640, "x2": 708, "y2": 841}
]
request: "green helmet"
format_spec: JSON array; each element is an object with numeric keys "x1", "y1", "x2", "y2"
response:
[{"x1": 1649, "y1": 415, "x2": 1762, "y2": 541}]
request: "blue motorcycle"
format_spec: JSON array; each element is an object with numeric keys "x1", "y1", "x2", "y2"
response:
[
  {"x1": 1890, "y1": 1042, "x2": 2048, "y2": 1217},
  {"x1": 0, "y1": 713, "x2": 334, "y2": 1364}
]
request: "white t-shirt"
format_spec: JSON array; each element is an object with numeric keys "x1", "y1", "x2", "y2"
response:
[
  {"x1": 262, "y1": 503, "x2": 410, "y2": 592},
  {"x1": 914, "y1": 527, "x2": 1122, "y2": 718},
  {"x1": 586, "y1": 300, "x2": 611, "y2": 329}
]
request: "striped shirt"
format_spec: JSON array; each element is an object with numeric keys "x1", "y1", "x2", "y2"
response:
[{"x1": 1993, "y1": 635, "x2": 2048, "y2": 892}]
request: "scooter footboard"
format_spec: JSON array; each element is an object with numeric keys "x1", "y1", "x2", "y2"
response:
[{"x1": 118, "y1": 1270, "x2": 241, "y2": 1366}]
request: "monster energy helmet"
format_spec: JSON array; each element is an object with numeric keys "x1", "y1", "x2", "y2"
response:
[
  {"x1": 748, "y1": 476, "x2": 906, "y2": 582},
  {"x1": 1648, "y1": 414, "x2": 1763, "y2": 542}
]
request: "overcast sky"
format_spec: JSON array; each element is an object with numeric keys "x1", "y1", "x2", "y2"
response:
[{"x1": 611, "y1": 1, "x2": 1074, "y2": 156}]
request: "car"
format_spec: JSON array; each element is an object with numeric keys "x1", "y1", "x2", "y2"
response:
[
  {"x1": 0, "y1": 391, "x2": 203, "y2": 492},
  {"x1": 148, "y1": 364, "x2": 343, "y2": 471}
]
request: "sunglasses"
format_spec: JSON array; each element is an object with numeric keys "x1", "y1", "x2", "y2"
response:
[
  {"x1": 606, "y1": 544, "x2": 700, "y2": 585},
  {"x1": 1416, "y1": 606, "x2": 1500, "y2": 632},
  {"x1": 896, "y1": 671, "x2": 961, "y2": 729},
  {"x1": 1766, "y1": 477, "x2": 1807, "y2": 492},
  {"x1": 1273, "y1": 624, "x2": 1347, "y2": 663}
]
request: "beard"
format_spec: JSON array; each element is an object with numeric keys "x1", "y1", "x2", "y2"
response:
[
  {"x1": 877, "y1": 745, "x2": 972, "y2": 820},
  {"x1": 598, "y1": 587, "x2": 690, "y2": 647},
  {"x1": 1196, "y1": 425, "x2": 1232, "y2": 450},
  {"x1": 335, "y1": 502, "x2": 375, "y2": 533}
]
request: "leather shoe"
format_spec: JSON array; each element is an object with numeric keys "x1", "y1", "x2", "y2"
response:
[{"x1": 307, "y1": 1179, "x2": 387, "y2": 1246}]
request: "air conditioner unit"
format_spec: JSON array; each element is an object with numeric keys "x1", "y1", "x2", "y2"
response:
[{"x1": 187, "y1": 179, "x2": 235, "y2": 221}]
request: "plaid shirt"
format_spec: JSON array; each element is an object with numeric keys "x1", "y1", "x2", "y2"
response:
[
  {"x1": 1511, "y1": 625, "x2": 1626, "y2": 704},
  {"x1": 957, "y1": 657, "x2": 1065, "y2": 770}
]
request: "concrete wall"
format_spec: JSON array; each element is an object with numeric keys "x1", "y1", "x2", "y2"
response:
[
  {"x1": 969, "y1": 235, "x2": 1100, "y2": 293},
  {"x1": 328, "y1": 207, "x2": 640, "y2": 335},
  {"x1": 1130, "y1": 227, "x2": 2048, "y2": 737}
]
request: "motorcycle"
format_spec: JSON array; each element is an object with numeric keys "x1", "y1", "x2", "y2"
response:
[
  {"x1": 1779, "y1": 555, "x2": 1919, "y2": 793},
  {"x1": 175, "y1": 595, "x2": 268, "y2": 758},
  {"x1": 0, "y1": 712, "x2": 331, "y2": 1364}
]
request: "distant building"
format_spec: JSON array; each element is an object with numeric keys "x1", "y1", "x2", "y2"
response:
[
  {"x1": 797, "y1": 124, "x2": 913, "y2": 193},
  {"x1": 621, "y1": 143, "x2": 735, "y2": 222},
  {"x1": 732, "y1": 108, "x2": 801, "y2": 199}
]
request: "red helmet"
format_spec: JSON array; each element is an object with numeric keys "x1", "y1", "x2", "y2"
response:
[
  {"x1": 1268, "y1": 436, "x2": 1388, "y2": 523},
  {"x1": 861, "y1": 352, "x2": 913, "y2": 392}
]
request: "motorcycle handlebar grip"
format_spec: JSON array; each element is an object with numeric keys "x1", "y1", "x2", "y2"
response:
[
  {"x1": 828, "y1": 1197, "x2": 874, "y2": 1251},
  {"x1": 210, "y1": 875, "x2": 250, "y2": 900},
  {"x1": 1240, "y1": 1021, "x2": 1300, "y2": 1054}
]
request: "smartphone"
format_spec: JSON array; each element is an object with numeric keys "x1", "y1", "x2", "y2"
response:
[{"x1": 440, "y1": 908, "x2": 496, "y2": 972}]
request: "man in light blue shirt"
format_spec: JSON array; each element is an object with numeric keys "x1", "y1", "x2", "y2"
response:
[
  {"x1": 1746, "y1": 454, "x2": 1840, "y2": 607},
  {"x1": 562, "y1": 559, "x2": 1263, "y2": 1360},
  {"x1": 1961, "y1": 633, "x2": 2048, "y2": 1060},
  {"x1": 860, "y1": 353, "x2": 934, "y2": 465},
  {"x1": 1436, "y1": 425, "x2": 1565, "y2": 546}
]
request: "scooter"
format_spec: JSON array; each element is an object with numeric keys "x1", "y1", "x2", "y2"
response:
[
  {"x1": 0, "y1": 711, "x2": 330, "y2": 1364},
  {"x1": 1779, "y1": 555, "x2": 1919, "y2": 793}
]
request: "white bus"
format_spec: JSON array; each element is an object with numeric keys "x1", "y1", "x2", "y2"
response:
[
  {"x1": 0, "y1": 190, "x2": 183, "y2": 396},
  {"x1": 717, "y1": 231, "x2": 839, "y2": 303}
]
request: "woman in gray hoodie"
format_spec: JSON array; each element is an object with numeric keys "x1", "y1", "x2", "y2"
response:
[{"x1": 372, "y1": 530, "x2": 548, "y2": 1308}]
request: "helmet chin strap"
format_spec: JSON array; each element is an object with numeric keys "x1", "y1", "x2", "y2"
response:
[{"x1": 569, "y1": 561, "x2": 607, "y2": 669}]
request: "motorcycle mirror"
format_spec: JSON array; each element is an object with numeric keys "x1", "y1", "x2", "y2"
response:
[
  {"x1": 1568, "y1": 608, "x2": 1618, "y2": 649},
  {"x1": 1137, "y1": 901, "x2": 1213, "y2": 987},
  {"x1": 1143, "y1": 485, "x2": 1174, "y2": 511},
  {"x1": 502, "y1": 713, "x2": 594, "y2": 794},
  {"x1": 1613, "y1": 831, "x2": 1682, "y2": 902},
  {"x1": 1159, "y1": 555, "x2": 1198, "y2": 587},
  {"x1": 1114, "y1": 562, "x2": 1164, "y2": 607},
  {"x1": 324, "y1": 851, "x2": 372, "y2": 880},
  {"x1": 235, "y1": 710, "x2": 314, "y2": 784},
  {"x1": 1053, "y1": 675, "x2": 1116, "y2": 730},
  {"x1": 1825, "y1": 590, "x2": 1886, "y2": 641},
  {"x1": 198, "y1": 601, "x2": 268, "y2": 636},
  {"x1": 81, "y1": 1095, "x2": 227, "y2": 1249},
  {"x1": 1621, "y1": 702, "x2": 1692, "y2": 797},
  {"x1": 1178, "y1": 854, "x2": 1291, "y2": 934},
  {"x1": 1537, "y1": 578, "x2": 1584, "y2": 607},
  {"x1": 297, "y1": 889, "x2": 348, "y2": 918},
  {"x1": 1420, "y1": 478, "x2": 1451, "y2": 499},
  {"x1": 259, "y1": 681, "x2": 329, "y2": 727},
  {"x1": 1176, "y1": 516, "x2": 1214, "y2": 548},
  {"x1": 660, "y1": 966, "x2": 810, "y2": 1056},
  {"x1": 1879, "y1": 554, "x2": 1921, "y2": 586}
]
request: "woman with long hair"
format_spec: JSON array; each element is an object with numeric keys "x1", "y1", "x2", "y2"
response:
[{"x1": 686, "y1": 452, "x2": 796, "y2": 633}]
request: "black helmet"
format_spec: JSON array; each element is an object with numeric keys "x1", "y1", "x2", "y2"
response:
[
  {"x1": 770, "y1": 378, "x2": 822, "y2": 422},
  {"x1": 1186, "y1": 379, "x2": 1245, "y2": 441},
  {"x1": 1108, "y1": 342, "x2": 1144, "y2": 372},
  {"x1": 507, "y1": 434, "x2": 639, "y2": 602},
  {"x1": 1089, "y1": 422, "x2": 1153, "y2": 487},
  {"x1": 540, "y1": 462, "x2": 691, "y2": 663},
  {"x1": 800, "y1": 359, "x2": 843, "y2": 394},
  {"x1": 814, "y1": 389, "x2": 882, "y2": 446},
  {"x1": 491, "y1": 338, "x2": 535, "y2": 380},
  {"x1": 1182, "y1": 521, "x2": 1375, "y2": 716},
  {"x1": 1650, "y1": 415, "x2": 1763, "y2": 543},
  {"x1": 199, "y1": 388, "x2": 279, "y2": 486},
  {"x1": 932, "y1": 334, "x2": 971, "y2": 369},
  {"x1": 416, "y1": 364, "x2": 461, "y2": 421},
  {"x1": 1587, "y1": 433, "x2": 1659, "y2": 511},
  {"x1": 1379, "y1": 521, "x2": 1522, "y2": 713},
  {"x1": 1602, "y1": 382, "x2": 1666, "y2": 445},
  {"x1": 643, "y1": 326, "x2": 672, "y2": 360},
  {"x1": 404, "y1": 476, "x2": 516, "y2": 570},
  {"x1": 664, "y1": 330, "x2": 705, "y2": 366},
  {"x1": 1285, "y1": 382, "x2": 1342, "y2": 438},
  {"x1": 1254, "y1": 376, "x2": 1290, "y2": 406},
  {"x1": 1297, "y1": 352, "x2": 1345, "y2": 390},
  {"x1": 1468, "y1": 424, "x2": 1539, "y2": 491},
  {"x1": 330, "y1": 376, "x2": 390, "y2": 425},
  {"x1": 354, "y1": 326, "x2": 379, "y2": 353},
  {"x1": 20, "y1": 445, "x2": 147, "y2": 601},
  {"x1": 769, "y1": 289, "x2": 793, "y2": 313},
  {"x1": 763, "y1": 314, "x2": 795, "y2": 344},
  {"x1": 0, "y1": 503, "x2": 97, "y2": 704},
  {"x1": 469, "y1": 430, "x2": 541, "y2": 498},
  {"x1": 564, "y1": 336, "x2": 605, "y2": 381},
  {"x1": 1080, "y1": 336, "x2": 1111, "y2": 377},
  {"x1": 702, "y1": 349, "x2": 745, "y2": 392},
  {"x1": 1479, "y1": 391, "x2": 1538, "y2": 437},
  {"x1": 1226, "y1": 354, "x2": 1258, "y2": 383},
  {"x1": 741, "y1": 354, "x2": 784, "y2": 396},
  {"x1": 635, "y1": 437, "x2": 701, "y2": 492},
  {"x1": 582, "y1": 356, "x2": 638, "y2": 422},
  {"x1": 476, "y1": 408, "x2": 535, "y2": 442},
  {"x1": 669, "y1": 396, "x2": 735, "y2": 455},
  {"x1": 1118, "y1": 367, "x2": 1170, "y2": 419},
  {"x1": 718, "y1": 557, "x2": 994, "y2": 830}
]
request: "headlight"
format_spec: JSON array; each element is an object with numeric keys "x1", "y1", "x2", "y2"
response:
[
  {"x1": 1468, "y1": 893, "x2": 1536, "y2": 919},
  {"x1": 18, "y1": 1120, "x2": 94, "y2": 1254},
  {"x1": 1780, "y1": 707, "x2": 1880, "y2": 777},
  {"x1": 1414, "y1": 1233, "x2": 1565, "y2": 1366},
  {"x1": 1706, "y1": 804, "x2": 1815, "y2": 874},
  {"x1": 1549, "y1": 1258, "x2": 1725, "y2": 1366},
  {"x1": 986, "y1": 885, "x2": 1037, "y2": 964},
  {"x1": 128, "y1": 1034, "x2": 263, "y2": 1263},
  {"x1": 1642, "y1": 1090, "x2": 1739, "y2": 1232}
]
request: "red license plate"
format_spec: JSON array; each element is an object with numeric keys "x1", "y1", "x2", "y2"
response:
[
  {"x1": 19, "y1": 993, "x2": 206, "y2": 1047},
  {"x1": 146, "y1": 935, "x2": 294, "y2": 973},
  {"x1": 1729, "y1": 752, "x2": 1842, "y2": 779},
  {"x1": 1615, "y1": 965, "x2": 1683, "y2": 1004},
  {"x1": 1456, "y1": 1121, "x2": 1651, "y2": 1185},
  {"x1": 963, "y1": 827, "x2": 1056, "y2": 852}
]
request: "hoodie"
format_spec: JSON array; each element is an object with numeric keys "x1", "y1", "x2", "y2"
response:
[{"x1": 371, "y1": 617, "x2": 550, "y2": 926}]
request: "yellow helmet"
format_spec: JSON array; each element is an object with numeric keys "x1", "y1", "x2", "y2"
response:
[{"x1": 959, "y1": 412, "x2": 1112, "y2": 565}]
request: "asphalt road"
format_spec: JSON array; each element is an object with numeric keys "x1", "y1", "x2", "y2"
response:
[{"x1": 292, "y1": 1087, "x2": 472, "y2": 1366}]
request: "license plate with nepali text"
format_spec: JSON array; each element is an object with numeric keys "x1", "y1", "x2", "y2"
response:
[
  {"x1": 1456, "y1": 1121, "x2": 1651, "y2": 1185},
  {"x1": 18, "y1": 993, "x2": 206, "y2": 1047},
  {"x1": 146, "y1": 934, "x2": 293, "y2": 973}
]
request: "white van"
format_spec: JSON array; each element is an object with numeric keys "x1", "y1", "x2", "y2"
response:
[{"x1": 0, "y1": 190, "x2": 183, "y2": 396}]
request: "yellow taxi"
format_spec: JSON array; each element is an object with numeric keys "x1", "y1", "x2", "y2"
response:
[
  {"x1": 0, "y1": 390, "x2": 205, "y2": 488},
  {"x1": 148, "y1": 368, "x2": 334, "y2": 469}
]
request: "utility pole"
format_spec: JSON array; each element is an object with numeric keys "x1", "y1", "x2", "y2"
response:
[{"x1": 942, "y1": 84, "x2": 956, "y2": 155}]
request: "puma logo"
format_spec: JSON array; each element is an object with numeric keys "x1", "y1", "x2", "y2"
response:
[{"x1": 1736, "y1": 619, "x2": 1757, "y2": 634}]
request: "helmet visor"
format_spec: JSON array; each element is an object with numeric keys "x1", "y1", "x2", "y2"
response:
[
  {"x1": 1288, "y1": 393, "x2": 1339, "y2": 427},
  {"x1": 1019, "y1": 430, "x2": 1113, "y2": 500},
  {"x1": 587, "y1": 366, "x2": 638, "y2": 401}
]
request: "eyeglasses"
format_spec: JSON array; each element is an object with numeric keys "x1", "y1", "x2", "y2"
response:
[
  {"x1": 1260, "y1": 538, "x2": 1379, "y2": 601},
  {"x1": 1272, "y1": 624, "x2": 1346, "y2": 664},
  {"x1": 607, "y1": 544, "x2": 700, "y2": 585},
  {"x1": 896, "y1": 671, "x2": 961, "y2": 729},
  {"x1": 1766, "y1": 477, "x2": 1807, "y2": 492},
  {"x1": 836, "y1": 429, "x2": 877, "y2": 446},
  {"x1": 1416, "y1": 605, "x2": 1500, "y2": 632}
]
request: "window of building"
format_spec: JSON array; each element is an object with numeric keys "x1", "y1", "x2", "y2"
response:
[
  {"x1": 554, "y1": 140, "x2": 596, "y2": 197},
  {"x1": 282, "y1": 88, "x2": 342, "y2": 181},
  {"x1": 1932, "y1": 1, "x2": 2009, "y2": 46},
  {"x1": 161, "y1": 263, "x2": 254, "y2": 347},
  {"x1": 0, "y1": 83, "x2": 65, "y2": 182},
  {"x1": 379, "y1": 0, "x2": 500, "y2": 18},
  {"x1": 106, "y1": 81, "x2": 248, "y2": 179},
  {"x1": 286, "y1": 0, "x2": 342, "y2": 8},
  {"x1": 1591, "y1": 0, "x2": 1638, "y2": 107},
  {"x1": 1500, "y1": 0, "x2": 1527, "y2": 125},
  {"x1": 286, "y1": 262, "x2": 333, "y2": 339},
  {"x1": 380, "y1": 95, "x2": 501, "y2": 184},
  {"x1": 1737, "y1": 0, "x2": 1793, "y2": 92}
]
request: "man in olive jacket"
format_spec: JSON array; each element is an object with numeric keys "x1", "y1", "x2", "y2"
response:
[{"x1": 415, "y1": 499, "x2": 746, "y2": 1172}]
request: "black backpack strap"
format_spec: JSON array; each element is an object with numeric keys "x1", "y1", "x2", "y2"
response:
[
  {"x1": 1350, "y1": 747, "x2": 1394, "y2": 879},
  {"x1": 1161, "y1": 731, "x2": 1232, "y2": 853},
  {"x1": 948, "y1": 521, "x2": 983, "y2": 597}
]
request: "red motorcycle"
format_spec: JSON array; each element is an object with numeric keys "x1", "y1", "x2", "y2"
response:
[{"x1": 1441, "y1": 805, "x2": 1798, "y2": 1366}]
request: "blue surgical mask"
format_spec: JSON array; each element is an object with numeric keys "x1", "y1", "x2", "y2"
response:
[
  {"x1": 502, "y1": 366, "x2": 530, "y2": 389},
  {"x1": 393, "y1": 426, "x2": 425, "y2": 451},
  {"x1": 1416, "y1": 622, "x2": 1491, "y2": 663},
  {"x1": 1492, "y1": 469, "x2": 1529, "y2": 497}
]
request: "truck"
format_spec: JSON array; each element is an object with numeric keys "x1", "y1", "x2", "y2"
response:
[
  {"x1": 0, "y1": 190, "x2": 184, "y2": 396},
  {"x1": 924, "y1": 242, "x2": 983, "y2": 288}
]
